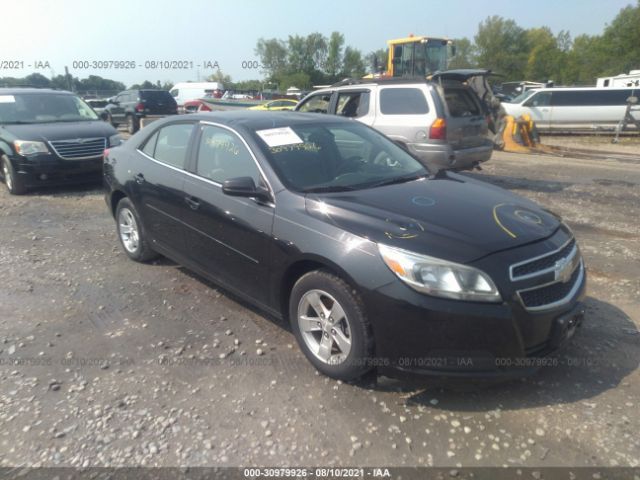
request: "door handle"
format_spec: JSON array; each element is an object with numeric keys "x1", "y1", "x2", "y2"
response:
[
  {"x1": 184, "y1": 196, "x2": 200, "y2": 210},
  {"x1": 134, "y1": 173, "x2": 145, "y2": 184}
]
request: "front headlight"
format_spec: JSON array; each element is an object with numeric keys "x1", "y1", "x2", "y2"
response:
[
  {"x1": 378, "y1": 244, "x2": 502, "y2": 302},
  {"x1": 109, "y1": 134, "x2": 124, "y2": 147},
  {"x1": 14, "y1": 140, "x2": 50, "y2": 156}
]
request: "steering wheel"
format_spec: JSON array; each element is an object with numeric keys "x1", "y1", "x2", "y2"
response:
[{"x1": 373, "y1": 151, "x2": 399, "y2": 168}]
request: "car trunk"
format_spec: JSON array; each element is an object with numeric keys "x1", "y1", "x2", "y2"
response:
[
  {"x1": 431, "y1": 70, "x2": 492, "y2": 150},
  {"x1": 442, "y1": 85, "x2": 488, "y2": 150}
]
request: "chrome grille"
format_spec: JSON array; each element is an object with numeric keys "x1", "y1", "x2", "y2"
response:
[
  {"x1": 49, "y1": 137, "x2": 106, "y2": 160},
  {"x1": 518, "y1": 262, "x2": 583, "y2": 311},
  {"x1": 510, "y1": 238, "x2": 576, "y2": 281},
  {"x1": 511, "y1": 237, "x2": 585, "y2": 311}
]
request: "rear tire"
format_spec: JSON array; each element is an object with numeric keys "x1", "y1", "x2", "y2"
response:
[
  {"x1": 126, "y1": 114, "x2": 139, "y2": 134},
  {"x1": 115, "y1": 198, "x2": 158, "y2": 262},
  {"x1": 1, "y1": 155, "x2": 27, "y2": 195},
  {"x1": 289, "y1": 270, "x2": 374, "y2": 381}
]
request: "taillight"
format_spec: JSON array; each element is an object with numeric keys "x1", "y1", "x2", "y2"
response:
[
  {"x1": 135, "y1": 103, "x2": 145, "y2": 112},
  {"x1": 429, "y1": 118, "x2": 447, "y2": 140}
]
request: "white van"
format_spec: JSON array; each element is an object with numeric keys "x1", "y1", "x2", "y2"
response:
[
  {"x1": 502, "y1": 87, "x2": 639, "y2": 131},
  {"x1": 169, "y1": 82, "x2": 223, "y2": 111}
]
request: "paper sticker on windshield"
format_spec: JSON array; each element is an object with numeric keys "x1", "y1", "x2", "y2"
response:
[
  {"x1": 256, "y1": 127, "x2": 303, "y2": 147},
  {"x1": 0, "y1": 95, "x2": 16, "y2": 103}
]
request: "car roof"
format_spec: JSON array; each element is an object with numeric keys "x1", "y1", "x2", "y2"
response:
[
  {"x1": 185, "y1": 111, "x2": 353, "y2": 131},
  {"x1": 0, "y1": 87, "x2": 74, "y2": 95}
]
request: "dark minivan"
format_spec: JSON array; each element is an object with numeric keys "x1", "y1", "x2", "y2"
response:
[
  {"x1": 104, "y1": 111, "x2": 586, "y2": 381},
  {"x1": 0, "y1": 88, "x2": 121, "y2": 194},
  {"x1": 105, "y1": 89, "x2": 178, "y2": 134}
]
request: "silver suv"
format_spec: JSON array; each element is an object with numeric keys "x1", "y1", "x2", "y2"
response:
[{"x1": 295, "y1": 75, "x2": 493, "y2": 171}]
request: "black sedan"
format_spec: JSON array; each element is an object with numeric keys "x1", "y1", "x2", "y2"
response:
[{"x1": 103, "y1": 112, "x2": 586, "y2": 381}]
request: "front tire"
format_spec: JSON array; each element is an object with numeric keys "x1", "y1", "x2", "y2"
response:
[
  {"x1": 289, "y1": 270, "x2": 374, "y2": 381},
  {"x1": 115, "y1": 198, "x2": 158, "y2": 262},
  {"x1": 1, "y1": 155, "x2": 27, "y2": 195}
]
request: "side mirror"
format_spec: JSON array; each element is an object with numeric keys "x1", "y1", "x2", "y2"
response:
[
  {"x1": 110, "y1": 99, "x2": 119, "y2": 105},
  {"x1": 222, "y1": 176, "x2": 271, "y2": 202},
  {"x1": 100, "y1": 111, "x2": 109, "y2": 121}
]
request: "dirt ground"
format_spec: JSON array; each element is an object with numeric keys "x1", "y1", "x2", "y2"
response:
[{"x1": 0, "y1": 143, "x2": 639, "y2": 470}]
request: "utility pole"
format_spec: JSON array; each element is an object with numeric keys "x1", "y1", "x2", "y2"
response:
[{"x1": 64, "y1": 66, "x2": 73, "y2": 92}]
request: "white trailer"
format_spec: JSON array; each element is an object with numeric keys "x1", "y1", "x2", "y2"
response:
[{"x1": 597, "y1": 70, "x2": 640, "y2": 88}]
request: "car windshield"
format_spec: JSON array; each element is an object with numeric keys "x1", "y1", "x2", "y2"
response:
[
  {"x1": 0, "y1": 93, "x2": 99, "y2": 124},
  {"x1": 252, "y1": 122, "x2": 428, "y2": 192},
  {"x1": 508, "y1": 89, "x2": 538, "y2": 104}
]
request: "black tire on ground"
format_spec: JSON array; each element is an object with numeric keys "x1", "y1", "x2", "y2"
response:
[
  {"x1": 115, "y1": 197, "x2": 159, "y2": 262},
  {"x1": 289, "y1": 270, "x2": 374, "y2": 381},
  {"x1": 1, "y1": 155, "x2": 27, "y2": 195},
  {"x1": 126, "y1": 114, "x2": 139, "y2": 134}
]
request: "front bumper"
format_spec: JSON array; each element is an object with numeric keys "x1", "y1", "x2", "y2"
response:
[
  {"x1": 409, "y1": 139, "x2": 493, "y2": 171},
  {"x1": 364, "y1": 264, "x2": 586, "y2": 379},
  {"x1": 12, "y1": 154, "x2": 103, "y2": 188}
]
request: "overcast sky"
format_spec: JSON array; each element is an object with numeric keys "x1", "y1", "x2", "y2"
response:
[{"x1": 2, "y1": 0, "x2": 633, "y2": 86}]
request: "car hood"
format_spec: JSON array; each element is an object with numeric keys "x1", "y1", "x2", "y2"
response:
[
  {"x1": 305, "y1": 173, "x2": 561, "y2": 264},
  {"x1": 1, "y1": 120, "x2": 116, "y2": 142}
]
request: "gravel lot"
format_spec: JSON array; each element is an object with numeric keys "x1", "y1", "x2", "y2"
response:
[{"x1": 0, "y1": 145, "x2": 639, "y2": 469}]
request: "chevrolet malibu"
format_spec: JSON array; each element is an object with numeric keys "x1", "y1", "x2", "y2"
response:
[{"x1": 103, "y1": 112, "x2": 586, "y2": 381}]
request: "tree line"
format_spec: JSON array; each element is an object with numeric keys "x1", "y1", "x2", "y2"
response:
[
  {"x1": 250, "y1": 2, "x2": 638, "y2": 89},
  {"x1": 2, "y1": 2, "x2": 638, "y2": 94},
  {"x1": 450, "y1": 2, "x2": 639, "y2": 84}
]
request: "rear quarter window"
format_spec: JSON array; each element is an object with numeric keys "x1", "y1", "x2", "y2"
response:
[{"x1": 379, "y1": 88, "x2": 429, "y2": 115}]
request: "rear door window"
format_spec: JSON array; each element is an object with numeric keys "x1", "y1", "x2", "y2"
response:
[
  {"x1": 444, "y1": 88, "x2": 482, "y2": 117},
  {"x1": 551, "y1": 90, "x2": 631, "y2": 106},
  {"x1": 379, "y1": 88, "x2": 428, "y2": 115},
  {"x1": 336, "y1": 91, "x2": 370, "y2": 118}
]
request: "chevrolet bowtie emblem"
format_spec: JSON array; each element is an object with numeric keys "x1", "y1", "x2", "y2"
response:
[{"x1": 554, "y1": 257, "x2": 574, "y2": 283}]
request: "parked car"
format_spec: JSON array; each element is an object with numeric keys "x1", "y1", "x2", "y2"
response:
[
  {"x1": 183, "y1": 99, "x2": 212, "y2": 114},
  {"x1": 85, "y1": 98, "x2": 109, "y2": 116},
  {"x1": 170, "y1": 82, "x2": 223, "y2": 113},
  {"x1": 104, "y1": 89, "x2": 177, "y2": 134},
  {"x1": 0, "y1": 88, "x2": 121, "y2": 194},
  {"x1": 104, "y1": 111, "x2": 586, "y2": 381},
  {"x1": 295, "y1": 76, "x2": 493, "y2": 171},
  {"x1": 248, "y1": 99, "x2": 298, "y2": 111},
  {"x1": 502, "y1": 87, "x2": 640, "y2": 131}
]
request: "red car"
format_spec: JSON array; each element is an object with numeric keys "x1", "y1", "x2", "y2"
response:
[{"x1": 182, "y1": 99, "x2": 212, "y2": 114}]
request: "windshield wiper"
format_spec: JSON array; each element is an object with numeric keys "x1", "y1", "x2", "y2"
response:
[
  {"x1": 364, "y1": 173, "x2": 428, "y2": 189},
  {"x1": 302, "y1": 185, "x2": 359, "y2": 193}
]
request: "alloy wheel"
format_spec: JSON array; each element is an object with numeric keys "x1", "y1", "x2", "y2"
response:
[
  {"x1": 3, "y1": 162, "x2": 12, "y2": 191},
  {"x1": 118, "y1": 208, "x2": 140, "y2": 253},
  {"x1": 297, "y1": 289, "x2": 352, "y2": 365}
]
